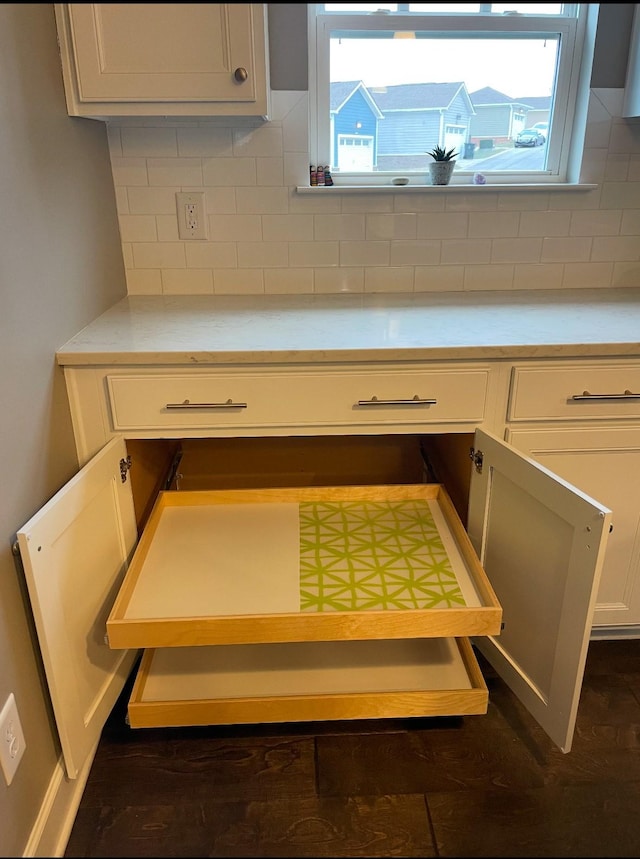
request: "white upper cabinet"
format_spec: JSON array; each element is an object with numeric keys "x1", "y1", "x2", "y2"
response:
[{"x1": 54, "y1": 4, "x2": 270, "y2": 118}]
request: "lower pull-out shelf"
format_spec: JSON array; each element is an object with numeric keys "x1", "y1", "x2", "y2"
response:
[{"x1": 128, "y1": 637, "x2": 488, "y2": 728}]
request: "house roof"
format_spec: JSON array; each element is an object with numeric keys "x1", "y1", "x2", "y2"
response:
[
  {"x1": 368, "y1": 81, "x2": 468, "y2": 111},
  {"x1": 469, "y1": 86, "x2": 533, "y2": 109},
  {"x1": 515, "y1": 95, "x2": 552, "y2": 110},
  {"x1": 329, "y1": 80, "x2": 384, "y2": 117}
]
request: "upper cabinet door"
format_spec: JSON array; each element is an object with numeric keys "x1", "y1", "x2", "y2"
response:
[
  {"x1": 467, "y1": 429, "x2": 612, "y2": 754},
  {"x1": 55, "y1": 4, "x2": 270, "y2": 118},
  {"x1": 16, "y1": 438, "x2": 139, "y2": 779}
]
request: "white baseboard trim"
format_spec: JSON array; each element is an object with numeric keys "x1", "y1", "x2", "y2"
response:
[{"x1": 23, "y1": 741, "x2": 97, "y2": 858}]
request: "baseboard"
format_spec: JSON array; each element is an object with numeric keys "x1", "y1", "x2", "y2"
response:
[
  {"x1": 23, "y1": 741, "x2": 97, "y2": 858},
  {"x1": 591, "y1": 625, "x2": 640, "y2": 640}
]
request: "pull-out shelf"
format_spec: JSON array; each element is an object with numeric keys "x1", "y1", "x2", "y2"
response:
[{"x1": 128, "y1": 638, "x2": 488, "y2": 728}]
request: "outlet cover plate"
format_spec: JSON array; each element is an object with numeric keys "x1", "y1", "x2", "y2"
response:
[{"x1": 0, "y1": 693, "x2": 26, "y2": 786}]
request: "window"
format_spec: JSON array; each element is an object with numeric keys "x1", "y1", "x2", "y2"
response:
[{"x1": 309, "y1": 3, "x2": 598, "y2": 186}]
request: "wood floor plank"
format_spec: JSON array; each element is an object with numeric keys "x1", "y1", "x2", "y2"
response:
[{"x1": 427, "y1": 782, "x2": 640, "y2": 857}]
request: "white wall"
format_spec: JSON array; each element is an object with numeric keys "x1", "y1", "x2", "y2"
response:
[
  {"x1": 110, "y1": 88, "x2": 640, "y2": 297},
  {"x1": 0, "y1": 5, "x2": 127, "y2": 856}
]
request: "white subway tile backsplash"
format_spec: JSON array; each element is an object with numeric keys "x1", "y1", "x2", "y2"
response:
[
  {"x1": 147, "y1": 158, "x2": 203, "y2": 187},
  {"x1": 366, "y1": 213, "x2": 417, "y2": 241},
  {"x1": 203, "y1": 157, "x2": 257, "y2": 186},
  {"x1": 257, "y1": 157, "x2": 284, "y2": 186},
  {"x1": 541, "y1": 236, "x2": 591, "y2": 262},
  {"x1": 591, "y1": 235, "x2": 640, "y2": 261},
  {"x1": 111, "y1": 157, "x2": 149, "y2": 187},
  {"x1": 185, "y1": 242, "x2": 237, "y2": 269},
  {"x1": 417, "y1": 212, "x2": 467, "y2": 240},
  {"x1": 289, "y1": 241, "x2": 339, "y2": 268},
  {"x1": 441, "y1": 239, "x2": 491, "y2": 265},
  {"x1": 132, "y1": 242, "x2": 187, "y2": 269},
  {"x1": 213, "y1": 269, "x2": 264, "y2": 294},
  {"x1": 262, "y1": 214, "x2": 313, "y2": 242},
  {"x1": 613, "y1": 260, "x2": 640, "y2": 285},
  {"x1": 233, "y1": 125, "x2": 283, "y2": 157},
  {"x1": 570, "y1": 209, "x2": 622, "y2": 236},
  {"x1": 314, "y1": 214, "x2": 365, "y2": 242},
  {"x1": 414, "y1": 265, "x2": 464, "y2": 292},
  {"x1": 514, "y1": 263, "x2": 564, "y2": 291},
  {"x1": 313, "y1": 267, "x2": 364, "y2": 293},
  {"x1": 390, "y1": 240, "x2": 440, "y2": 266},
  {"x1": 108, "y1": 88, "x2": 640, "y2": 296},
  {"x1": 464, "y1": 264, "x2": 514, "y2": 291},
  {"x1": 340, "y1": 241, "x2": 390, "y2": 267},
  {"x1": 264, "y1": 268, "x2": 314, "y2": 294},
  {"x1": 469, "y1": 211, "x2": 519, "y2": 239},
  {"x1": 365, "y1": 267, "x2": 414, "y2": 292},
  {"x1": 208, "y1": 214, "x2": 262, "y2": 242},
  {"x1": 128, "y1": 188, "x2": 179, "y2": 214},
  {"x1": 126, "y1": 269, "x2": 162, "y2": 294},
  {"x1": 118, "y1": 215, "x2": 158, "y2": 243},
  {"x1": 519, "y1": 211, "x2": 571, "y2": 237},
  {"x1": 121, "y1": 127, "x2": 178, "y2": 157},
  {"x1": 161, "y1": 269, "x2": 214, "y2": 294},
  {"x1": 156, "y1": 215, "x2": 180, "y2": 242},
  {"x1": 177, "y1": 127, "x2": 233, "y2": 157},
  {"x1": 600, "y1": 181, "x2": 640, "y2": 209},
  {"x1": 492, "y1": 238, "x2": 542, "y2": 263},
  {"x1": 203, "y1": 188, "x2": 237, "y2": 214},
  {"x1": 235, "y1": 186, "x2": 289, "y2": 213},
  {"x1": 237, "y1": 241, "x2": 289, "y2": 268},
  {"x1": 562, "y1": 261, "x2": 614, "y2": 289}
]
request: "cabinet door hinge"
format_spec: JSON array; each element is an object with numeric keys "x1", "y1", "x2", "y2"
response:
[
  {"x1": 469, "y1": 447, "x2": 484, "y2": 473},
  {"x1": 120, "y1": 455, "x2": 132, "y2": 483}
]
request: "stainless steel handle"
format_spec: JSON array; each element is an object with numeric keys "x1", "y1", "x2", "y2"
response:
[
  {"x1": 356, "y1": 395, "x2": 437, "y2": 407},
  {"x1": 166, "y1": 399, "x2": 248, "y2": 410},
  {"x1": 234, "y1": 67, "x2": 248, "y2": 83},
  {"x1": 571, "y1": 389, "x2": 640, "y2": 401}
]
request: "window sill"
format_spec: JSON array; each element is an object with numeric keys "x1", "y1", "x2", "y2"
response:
[{"x1": 296, "y1": 183, "x2": 597, "y2": 194}]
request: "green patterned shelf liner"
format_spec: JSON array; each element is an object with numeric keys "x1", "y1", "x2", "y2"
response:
[{"x1": 299, "y1": 500, "x2": 466, "y2": 612}]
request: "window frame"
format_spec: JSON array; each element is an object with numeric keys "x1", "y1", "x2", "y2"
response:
[{"x1": 308, "y1": 4, "x2": 598, "y2": 188}]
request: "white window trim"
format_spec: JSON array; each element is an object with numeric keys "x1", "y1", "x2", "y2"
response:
[{"x1": 306, "y1": 4, "x2": 600, "y2": 190}]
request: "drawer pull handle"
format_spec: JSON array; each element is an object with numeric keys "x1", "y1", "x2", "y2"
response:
[
  {"x1": 357, "y1": 395, "x2": 437, "y2": 407},
  {"x1": 572, "y1": 390, "x2": 640, "y2": 401},
  {"x1": 166, "y1": 399, "x2": 248, "y2": 410}
]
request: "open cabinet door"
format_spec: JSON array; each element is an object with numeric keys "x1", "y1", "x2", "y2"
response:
[
  {"x1": 17, "y1": 438, "x2": 139, "y2": 778},
  {"x1": 467, "y1": 429, "x2": 612, "y2": 753}
]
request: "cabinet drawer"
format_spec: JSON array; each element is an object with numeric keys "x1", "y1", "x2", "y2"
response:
[
  {"x1": 106, "y1": 367, "x2": 492, "y2": 432},
  {"x1": 509, "y1": 363, "x2": 640, "y2": 421},
  {"x1": 128, "y1": 638, "x2": 489, "y2": 728},
  {"x1": 106, "y1": 484, "x2": 502, "y2": 650}
]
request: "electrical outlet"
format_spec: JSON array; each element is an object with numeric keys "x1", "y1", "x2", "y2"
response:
[
  {"x1": 176, "y1": 191, "x2": 207, "y2": 240},
  {"x1": 0, "y1": 694, "x2": 26, "y2": 786}
]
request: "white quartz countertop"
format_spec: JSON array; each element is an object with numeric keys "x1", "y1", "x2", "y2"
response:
[{"x1": 56, "y1": 288, "x2": 640, "y2": 366}]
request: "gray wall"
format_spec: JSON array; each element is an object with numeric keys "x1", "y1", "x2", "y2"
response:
[{"x1": 0, "y1": 5, "x2": 126, "y2": 855}]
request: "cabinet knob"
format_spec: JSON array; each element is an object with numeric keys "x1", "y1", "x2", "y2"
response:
[{"x1": 234, "y1": 67, "x2": 248, "y2": 83}]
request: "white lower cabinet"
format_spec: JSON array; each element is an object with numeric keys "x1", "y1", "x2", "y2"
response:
[
  {"x1": 17, "y1": 423, "x2": 611, "y2": 781},
  {"x1": 507, "y1": 361, "x2": 640, "y2": 635}
]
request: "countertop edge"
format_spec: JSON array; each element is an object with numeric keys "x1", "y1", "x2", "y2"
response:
[{"x1": 56, "y1": 343, "x2": 640, "y2": 367}]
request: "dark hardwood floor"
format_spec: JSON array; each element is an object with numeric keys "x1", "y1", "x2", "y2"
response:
[{"x1": 65, "y1": 639, "x2": 640, "y2": 858}]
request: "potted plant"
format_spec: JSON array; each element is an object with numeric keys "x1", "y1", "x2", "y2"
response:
[{"x1": 427, "y1": 145, "x2": 458, "y2": 185}]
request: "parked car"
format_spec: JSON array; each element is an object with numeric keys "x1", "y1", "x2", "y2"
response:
[
  {"x1": 515, "y1": 129, "x2": 545, "y2": 147},
  {"x1": 532, "y1": 121, "x2": 549, "y2": 139}
]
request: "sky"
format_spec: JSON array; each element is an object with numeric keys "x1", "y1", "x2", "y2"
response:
[{"x1": 330, "y1": 35, "x2": 559, "y2": 97}]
